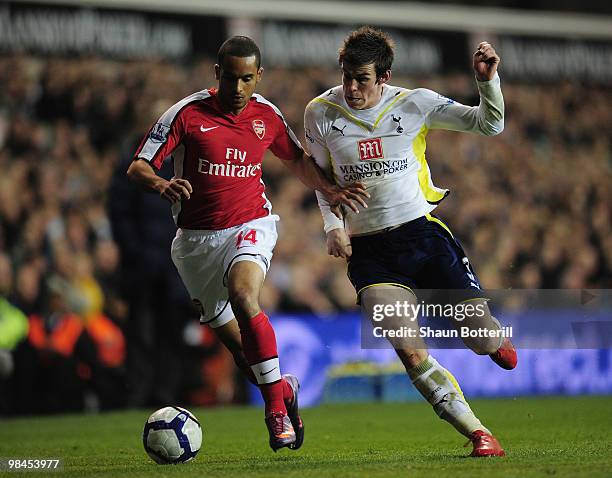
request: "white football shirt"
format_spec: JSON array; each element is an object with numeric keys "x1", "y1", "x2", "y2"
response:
[{"x1": 304, "y1": 74, "x2": 504, "y2": 235}]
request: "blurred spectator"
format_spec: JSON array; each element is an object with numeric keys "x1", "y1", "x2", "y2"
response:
[
  {"x1": 94, "y1": 240, "x2": 128, "y2": 324},
  {"x1": 108, "y1": 136, "x2": 193, "y2": 408},
  {"x1": 13, "y1": 280, "x2": 126, "y2": 414},
  {"x1": 0, "y1": 253, "x2": 29, "y2": 414}
]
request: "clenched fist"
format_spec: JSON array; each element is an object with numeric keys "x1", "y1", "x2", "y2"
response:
[{"x1": 473, "y1": 41, "x2": 500, "y2": 82}]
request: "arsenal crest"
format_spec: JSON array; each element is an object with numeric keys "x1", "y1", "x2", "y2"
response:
[{"x1": 252, "y1": 119, "x2": 265, "y2": 139}]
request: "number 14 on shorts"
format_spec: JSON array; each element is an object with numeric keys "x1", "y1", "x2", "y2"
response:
[{"x1": 236, "y1": 229, "x2": 258, "y2": 248}]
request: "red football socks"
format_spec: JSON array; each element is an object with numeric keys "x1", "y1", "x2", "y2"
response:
[{"x1": 238, "y1": 311, "x2": 287, "y2": 415}]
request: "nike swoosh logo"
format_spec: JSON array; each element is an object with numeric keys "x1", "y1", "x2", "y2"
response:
[
  {"x1": 259, "y1": 367, "x2": 278, "y2": 376},
  {"x1": 200, "y1": 125, "x2": 219, "y2": 133}
]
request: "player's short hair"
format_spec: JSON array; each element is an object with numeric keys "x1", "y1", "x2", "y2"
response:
[
  {"x1": 217, "y1": 36, "x2": 261, "y2": 69},
  {"x1": 338, "y1": 26, "x2": 395, "y2": 79}
]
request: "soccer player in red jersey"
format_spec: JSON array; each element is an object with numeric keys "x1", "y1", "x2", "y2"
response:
[{"x1": 127, "y1": 36, "x2": 369, "y2": 451}]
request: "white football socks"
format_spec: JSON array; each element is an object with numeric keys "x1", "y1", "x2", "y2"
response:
[{"x1": 408, "y1": 355, "x2": 490, "y2": 438}]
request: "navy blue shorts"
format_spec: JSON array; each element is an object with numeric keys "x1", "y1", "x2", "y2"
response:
[{"x1": 347, "y1": 214, "x2": 483, "y2": 303}]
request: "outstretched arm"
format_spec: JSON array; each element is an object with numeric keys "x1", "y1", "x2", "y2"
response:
[
  {"x1": 282, "y1": 151, "x2": 369, "y2": 216},
  {"x1": 284, "y1": 153, "x2": 357, "y2": 259},
  {"x1": 428, "y1": 41, "x2": 504, "y2": 136}
]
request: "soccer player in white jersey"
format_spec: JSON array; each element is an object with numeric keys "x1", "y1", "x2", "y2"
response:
[
  {"x1": 127, "y1": 36, "x2": 368, "y2": 451},
  {"x1": 304, "y1": 27, "x2": 517, "y2": 457}
]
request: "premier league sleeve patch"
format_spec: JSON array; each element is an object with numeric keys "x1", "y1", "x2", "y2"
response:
[
  {"x1": 149, "y1": 122, "x2": 171, "y2": 143},
  {"x1": 436, "y1": 93, "x2": 455, "y2": 104}
]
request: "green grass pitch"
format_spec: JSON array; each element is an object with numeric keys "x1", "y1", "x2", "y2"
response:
[{"x1": 0, "y1": 396, "x2": 610, "y2": 477}]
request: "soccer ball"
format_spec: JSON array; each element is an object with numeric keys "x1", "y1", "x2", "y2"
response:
[{"x1": 143, "y1": 406, "x2": 202, "y2": 464}]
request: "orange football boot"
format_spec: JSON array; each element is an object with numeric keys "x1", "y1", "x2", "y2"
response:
[
  {"x1": 466, "y1": 430, "x2": 506, "y2": 457},
  {"x1": 489, "y1": 337, "x2": 518, "y2": 370}
]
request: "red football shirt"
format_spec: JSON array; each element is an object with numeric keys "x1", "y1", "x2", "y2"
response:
[{"x1": 134, "y1": 89, "x2": 302, "y2": 230}]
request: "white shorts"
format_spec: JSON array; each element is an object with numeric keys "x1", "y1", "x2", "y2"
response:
[{"x1": 171, "y1": 215, "x2": 278, "y2": 328}]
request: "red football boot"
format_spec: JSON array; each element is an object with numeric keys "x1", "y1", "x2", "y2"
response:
[
  {"x1": 489, "y1": 337, "x2": 517, "y2": 370},
  {"x1": 466, "y1": 430, "x2": 506, "y2": 457}
]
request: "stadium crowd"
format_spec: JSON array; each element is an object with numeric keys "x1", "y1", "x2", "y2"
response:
[{"x1": 0, "y1": 53, "x2": 610, "y2": 414}]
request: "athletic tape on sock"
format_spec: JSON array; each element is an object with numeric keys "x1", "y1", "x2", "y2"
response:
[
  {"x1": 411, "y1": 356, "x2": 454, "y2": 405},
  {"x1": 411, "y1": 356, "x2": 487, "y2": 437}
]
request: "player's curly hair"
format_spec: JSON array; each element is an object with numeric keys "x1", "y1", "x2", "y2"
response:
[
  {"x1": 218, "y1": 36, "x2": 261, "y2": 69},
  {"x1": 338, "y1": 26, "x2": 395, "y2": 79}
]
